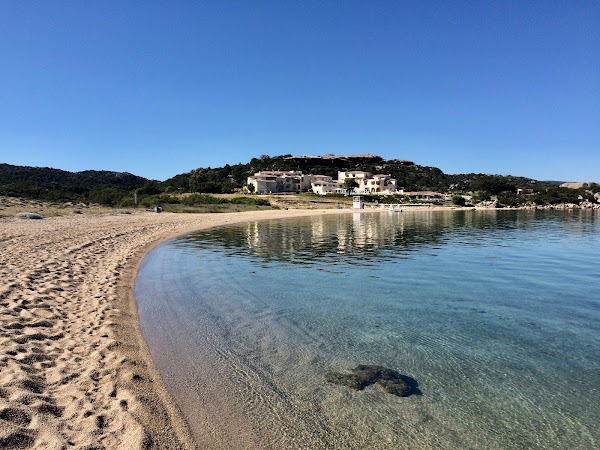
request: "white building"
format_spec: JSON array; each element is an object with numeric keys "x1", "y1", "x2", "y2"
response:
[
  {"x1": 311, "y1": 175, "x2": 345, "y2": 195},
  {"x1": 353, "y1": 195, "x2": 365, "y2": 209},
  {"x1": 248, "y1": 170, "x2": 399, "y2": 196},
  {"x1": 247, "y1": 171, "x2": 312, "y2": 194},
  {"x1": 338, "y1": 171, "x2": 398, "y2": 195}
]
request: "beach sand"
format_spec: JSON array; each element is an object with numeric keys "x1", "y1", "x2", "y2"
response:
[{"x1": 0, "y1": 208, "x2": 358, "y2": 449}]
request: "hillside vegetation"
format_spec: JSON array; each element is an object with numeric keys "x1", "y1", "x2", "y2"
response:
[
  {"x1": 0, "y1": 163, "x2": 158, "y2": 206},
  {"x1": 161, "y1": 154, "x2": 547, "y2": 194},
  {"x1": 1, "y1": 156, "x2": 598, "y2": 208}
]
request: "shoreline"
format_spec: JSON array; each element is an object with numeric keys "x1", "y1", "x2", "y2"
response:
[
  {"x1": 1, "y1": 206, "x2": 588, "y2": 449},
  {"x1": 0, "y1": 208, "x2": 360, "y2": 449},
  {"x1": 112, "y1": 209, "x2": 356, "y2": 449}
]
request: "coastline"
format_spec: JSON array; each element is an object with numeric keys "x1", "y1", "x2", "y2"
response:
[
  {"x1": 0, "y1": 208, "x2": 360, "y2": 449},
  {"x1": 2, "y1": 206, "x2": 595, "y2": 448}
]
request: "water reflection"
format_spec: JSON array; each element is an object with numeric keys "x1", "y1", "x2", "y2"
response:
[
  {"x1": 139, "y1": 208, "x2": 600, "y2": 449},
  {"x1": 176, "y1": 210, "x2": 598, "y2": 267}
]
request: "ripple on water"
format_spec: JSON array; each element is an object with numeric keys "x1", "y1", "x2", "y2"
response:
[{"x1": 137, "y1": 210, "x2": 600, "y2": 449}]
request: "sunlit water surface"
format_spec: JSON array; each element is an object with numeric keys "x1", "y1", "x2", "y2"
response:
[{"x1": 135, "y1": 210, "x2": 599, "y2": 449}]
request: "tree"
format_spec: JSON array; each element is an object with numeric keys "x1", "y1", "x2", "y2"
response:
[
  {"x1": 247, "y1": 183, "x2": 255, "y2": 193},
  {"x1": 88, "y1": 187, "x2": 128, "y2": 206},
  {"x1": 344, "y1": 179, "x2": 359, "y2": 194},
  {"x1": 452, "y1": 195, "x2": 466, "y2": 206},
  {"x1": 473, "y1": 191, "x2": 491, "y2": 203},
  {"x1": 188, "y1": 169, "x2": 207, "y2": 192}
]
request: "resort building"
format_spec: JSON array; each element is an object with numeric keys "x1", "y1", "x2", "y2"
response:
[
  {"x1": 246, "y1": 171, "x2": 312, "y2": 194},
  {"x1": 284, "y1": 154, "x2": 385, "y2": 164},
  {"x1": 310, "y1": 175, "x2": 345, "y2": 195},
  {"x1": 248, "y1": 170, "x2": 399, "y2": 196},
  {"x1": 338, "y1": 171, "x2": 398, "y2": 195}
]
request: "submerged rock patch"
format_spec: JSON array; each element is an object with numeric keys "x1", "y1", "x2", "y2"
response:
[{"x1": 325, "y1": 365, "x2": 420, "y2": 397}]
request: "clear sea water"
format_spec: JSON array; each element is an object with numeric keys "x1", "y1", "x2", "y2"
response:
[{"x1": 135, "y1": 210, "x2": 600, "y2": 449}]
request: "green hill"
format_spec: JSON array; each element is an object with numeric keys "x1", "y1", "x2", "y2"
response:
[
  {"x1": 160, "y1": 154, "x2": 545, "y2": 195},
  {"x1": 0, "y1": 163, "x2": 156, "y2": 205},
  {"x1": 2, "y1": 156, "x2": 597, "y2": 207}
]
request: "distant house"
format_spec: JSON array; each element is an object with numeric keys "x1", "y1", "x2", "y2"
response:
[{"x1": 516, "y1": 188, "x2": 534, "y2": 195}]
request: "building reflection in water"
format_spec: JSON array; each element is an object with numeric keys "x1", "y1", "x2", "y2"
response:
[
  {"x1": 176, "y1": 211, "x2": 568, "y2": 264},
  {"x1": 178, "y1": 209, "x2": 595, "y2": 268}
]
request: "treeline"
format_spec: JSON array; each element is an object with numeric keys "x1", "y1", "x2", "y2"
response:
[
  {"x1": 497, "y1": 186, "x2": 598, "y2": 207},
  {"x1": 2, "y1": 158, "x2": 598, "y2": 207},
  {"x1": 159, "y1": 155, "x2": 542, "y2": 194},
  {"x1": 0, "y1": 163, "x2": 158, "y2": 205}
]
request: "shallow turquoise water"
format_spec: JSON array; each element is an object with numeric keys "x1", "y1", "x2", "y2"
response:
[{"x1": 135, "y1": 210, "x2": 600, "y2": 449}]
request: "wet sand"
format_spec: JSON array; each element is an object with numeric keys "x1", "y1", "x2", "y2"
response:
[{"x1": 0, "y1": 208, "x2": 356, "y2": 449}]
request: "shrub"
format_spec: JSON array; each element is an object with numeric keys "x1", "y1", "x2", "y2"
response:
[
  {"x1": 182, "y1": 194, "x2": 227, "y2": 206},
  {"x1": 472, "y1": 191, "x2": 491, "y2": 202},
  {"x1": 452, "y1": 195, "x2": 466, "y2": 206},
  {"x1": 88, "y1": 187, "x2": 128, "y2": 206},
  {"x1": 139, "y1": 194, "x2": 181, "y2": 208},
  {"x1": 229, "y1": 197, "x2": 270, "y2": 206}
]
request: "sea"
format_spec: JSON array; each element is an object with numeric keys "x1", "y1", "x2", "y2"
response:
[{"x1": 134, "y1": 209, "x2": 599, "y2": 449}]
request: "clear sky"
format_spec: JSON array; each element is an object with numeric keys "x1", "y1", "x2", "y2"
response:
[{"x1": 1, "y1": 1, "x2": 598, "y2": 182}]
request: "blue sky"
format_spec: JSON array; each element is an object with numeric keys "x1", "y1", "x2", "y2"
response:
[{"x1": 1, "y1": 1, "x2": 598, "y2": 182}]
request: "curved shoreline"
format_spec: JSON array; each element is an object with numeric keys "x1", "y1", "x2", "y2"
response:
[
  {"x1": 3, "y1": 206, "x2": 573, "y2": 448},
  {"x1": 0, "y1": 208, "x2": 355, "y2": 449}
]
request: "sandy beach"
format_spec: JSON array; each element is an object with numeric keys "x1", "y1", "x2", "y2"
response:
[{"x1": 0, "y1": 208, "x2": 357, "y2": 450}]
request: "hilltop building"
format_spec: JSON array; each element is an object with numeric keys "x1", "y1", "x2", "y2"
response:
[
  {"x1": 338, "y1": 171, "x2": 398, "y2": 195},
  {"x1": 284, "y1": 154, "x2": 384, "y2": 163},
  {"x1": 310, "y1": 175, "x2": 345, "y2": 195},
  {"x1": 247, "y1": 170, "x2": 399, "y2": 195},
  {"x1": 246, "y1": 171, "x2": 312, "y2": 194}
]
